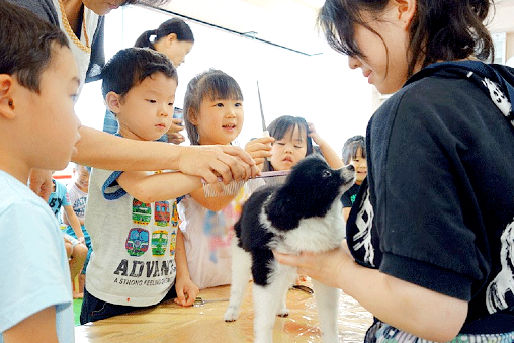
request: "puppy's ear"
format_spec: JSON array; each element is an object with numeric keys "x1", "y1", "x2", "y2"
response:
[{"x1": 265, "y1": 194, "x2": 300, "y2": 231}]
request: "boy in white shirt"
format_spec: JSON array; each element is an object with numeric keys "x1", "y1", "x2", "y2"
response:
[{"x1": 81, "y1": 48, "x2": 204, "y2": 323}]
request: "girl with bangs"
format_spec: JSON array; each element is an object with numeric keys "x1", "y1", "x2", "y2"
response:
[
  {"x1": 178, "y1": 70, "x2": 252, "y2": 289},
  {"x1": 275, "y1": 0, "x2": 514, "y2": 341}
]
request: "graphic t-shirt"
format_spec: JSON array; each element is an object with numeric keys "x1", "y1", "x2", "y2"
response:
[
  {"x1": 341, "y1": 183, "x2": 360, "y2": 207},
  {"x1": 346, "y1": 62, "x2": 514, "y2": 334},
  {"x1": 178, "y1": 179, "x2": 264, "y2": 289},
  {"x1": 85, "y1": 168, "x2": 179, "y2": 307},
  {"x1": 67, "y1": 183, "x2": 88, "y2": 221}
]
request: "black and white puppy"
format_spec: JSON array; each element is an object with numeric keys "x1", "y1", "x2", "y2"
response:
[{"x1": 224, "y1": 156, "x2": 355, "y2": 343}]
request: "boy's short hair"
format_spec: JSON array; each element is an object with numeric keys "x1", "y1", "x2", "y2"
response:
[
  {"x1": 101, "y1": 48, "x2": 177, "y2": 99},
  {"x1": 0, "y1": 0, "x2": 69, "y2": 93},
  {"x1": 342, "y1": 135, "x2": 366, "y2": 165}
]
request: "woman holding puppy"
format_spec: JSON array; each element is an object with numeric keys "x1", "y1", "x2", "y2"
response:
[{"x1": 275, "y1": 0, "x2": 514, "y2": 341}]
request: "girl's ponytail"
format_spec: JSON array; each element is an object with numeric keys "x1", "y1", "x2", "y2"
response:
[{"x1": 134, "y1": 29, "x2": 157, "y2": 49}]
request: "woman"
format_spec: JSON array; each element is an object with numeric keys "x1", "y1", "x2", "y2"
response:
[
  {"x1": 275, "y1": 0, "x2": 514, "y2": 341},
  {"x1": 7, "y1": 0, "x2": 258, "y2": 200}
]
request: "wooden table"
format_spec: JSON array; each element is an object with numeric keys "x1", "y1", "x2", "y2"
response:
[{"x1": 75, "y1": 283, "x2": 373, "y2": 343}]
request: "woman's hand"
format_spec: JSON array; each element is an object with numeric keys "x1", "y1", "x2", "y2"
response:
[
  {"x1": 174, "y1": 277, "x2": 199, "y2": 307},
  {"x1": 244, "y1": 136, "x2": 274, "y2": 171},
  {"x1": 178, "y1": 145, "x2": 259, "y2": 184},
  {"x1": 273, "y1": 242, "x2": 352, "y2": 288}
]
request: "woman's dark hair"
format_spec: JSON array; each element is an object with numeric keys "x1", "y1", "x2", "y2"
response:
[
  {"x1": 183, "y1": 69, "x2": 243, "y2": 145},
  {"x1": 135, "y1": 18, "x2": 194, "y2": 49},
  {"x1": 318, "y1": 0, "x2": 494, "y2": 77},
  {"x1": 101, "y1": 48, "x2": 177, "y2": 98},
  {"x1": 122, "y1": 0, "x2": 170, "y2": 5},
  {"x1": 0, "y1": 0, "x2": 69, "y2": 93},
  {"x1": 262, "y1": 115, "x2": 314, "y2": 171},
  {"x1": 341, "y1": 135, "x2": 366, "y2": 165}
]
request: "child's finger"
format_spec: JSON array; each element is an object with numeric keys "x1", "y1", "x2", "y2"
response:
[
  {"x1": 183, "y1": 291, "x2": 195, "y2": 307},
  {"x1": 175, "y1": 287, "x2": 186, "y2": 305}
]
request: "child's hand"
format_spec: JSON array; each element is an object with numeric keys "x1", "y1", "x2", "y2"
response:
[
  {"x1": 174, "y1": 277, "x2": 199, "y2": 307},
  {"x1": 167, "y1": 118, "x2": 185, "y2": 145},
  {"x1": 245, "y1": 136, "x2": 274, "y2": 171},
  {"x1": 307, "y1": 122, "x2": 323, "y2": 146}
]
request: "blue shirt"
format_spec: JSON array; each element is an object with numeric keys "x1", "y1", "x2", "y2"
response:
[
  {"x1": 48, "y1": 179, "x2": 70, "y2": 220},
  {"x1": 0, "y1": 171, "x2": 74, "y2": 342}
]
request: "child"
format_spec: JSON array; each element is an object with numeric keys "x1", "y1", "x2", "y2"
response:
[
  {"x1": 340, "y1": 136, "x2": 367, "y2": 222},
  {"x1": 0, "y1": 1, "x2": 80, "y2": 341},
  {"x1": 252, "y1": 115, "x2": 343, "y2": 171},
  {"x1": 63, "y1": 164, "x2": 92, "y2": 297},
  {"x1": 81, "y1": 48, "x2": 202, "y2": 324},
  {"x1": 179, "y1": 69, "x2": 256, "y2": 289},
  {"x1": 103, "y1": 18, "x2": 195, "y2": 144},
  {"x1": 48, "y1": 175, "x2": 88, "y2": 297},
  {"x1": 275, "y1": 0, "x2": 514, "y2": 341}
]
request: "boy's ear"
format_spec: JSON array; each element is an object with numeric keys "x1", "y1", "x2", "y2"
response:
[
  {"x1": 0, "y1": 75, "x2": 17, "y2": 119},
  {"x1": 105, "y1": 91, "x2": 122, "y2": 114},
  {"x1": 394, "y1": 0, "x2": 416, "y2": 29}
]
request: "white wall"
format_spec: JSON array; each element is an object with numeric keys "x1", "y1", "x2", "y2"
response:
[{"x1": 75, "y1": 5, "x2": 374, "y2": 156}]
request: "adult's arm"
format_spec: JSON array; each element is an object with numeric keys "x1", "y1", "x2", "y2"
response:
[
  {"x1": 274, "y1": 244, "x2": 468, "y2": 342},
  {"x1": 73, "y1": 126, "x2": 258, "y2": 184}
]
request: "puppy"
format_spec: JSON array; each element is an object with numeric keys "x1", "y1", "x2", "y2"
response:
[{"x1": 224, "y1": 156, "x2": 355, "y2": 343}]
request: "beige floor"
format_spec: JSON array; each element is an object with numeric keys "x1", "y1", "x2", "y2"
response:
[{"x1": 75, "y1": 282, "x2": 373, "y2": 343}]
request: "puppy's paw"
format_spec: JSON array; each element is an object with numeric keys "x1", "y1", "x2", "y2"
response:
[{"x1": 224, "y1": 307, "x2": 240, "y2": 322}]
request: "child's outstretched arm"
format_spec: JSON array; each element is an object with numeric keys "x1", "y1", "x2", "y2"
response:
[
  {"x1": 189, "y1": 188, "x2": 237, "y2": 212},
  {"x1": 116, "y1": 171, "x2": 202, "y2": 204},
  {"x1": 308, "y1": 123, "x2": 344, "y2": 169},
  {"x1": 274, "y1": 244, "x2": 468, "y2": 342},
  {"x1": 3, "y1": 306, "x2": 59, "y2": 343},
  {"x1": 62, "y1": 205, "x2": 85, "y2": 242},
  {"x1": 173, "y1": 229, "x2": 199, "y2": 307}
]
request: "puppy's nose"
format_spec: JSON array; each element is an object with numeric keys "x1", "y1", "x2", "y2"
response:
[{"x1": 346, "y1": 164, "x2": 355, "y2": 172}]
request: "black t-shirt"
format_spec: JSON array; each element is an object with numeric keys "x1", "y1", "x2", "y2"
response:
[
  {"x1": 347, "y1": 64, "x2": 514, "y2": 334},
  {"x1": 341, "y1": 183, "x2": 360, "y2": 207}
]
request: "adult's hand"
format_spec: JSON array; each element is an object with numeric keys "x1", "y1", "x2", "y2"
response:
[
  {"x1": 273, "y1": 242, "x2": 351, "y2": 289},
  {"x1": 28, "y1": 168, "x2": 53, "y2": 201},
  {"x1": 244, "y1": 136, "x2": 274, "y2": 171},
  {"x1": 177, "y1": 145, "x2": 259, "y2": 184}
]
